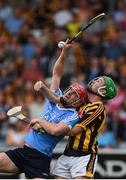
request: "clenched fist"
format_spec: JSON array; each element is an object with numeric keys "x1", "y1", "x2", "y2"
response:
[{"x1": 34, "y1": 81, "x2": 44, "y2": 91}]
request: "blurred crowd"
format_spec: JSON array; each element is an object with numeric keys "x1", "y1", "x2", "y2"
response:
[{"x1": 0, "y1": 0, "x2": 126, "y2": 150}]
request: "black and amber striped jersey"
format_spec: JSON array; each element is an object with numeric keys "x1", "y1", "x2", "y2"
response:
[{"x1": 64, "y1": 101, "x2": 106, "y2": 156}]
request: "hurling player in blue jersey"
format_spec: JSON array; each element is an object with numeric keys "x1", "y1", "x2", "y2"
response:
[{"x1": 0, "y1": 41, "x2": 88, "y2": 179}]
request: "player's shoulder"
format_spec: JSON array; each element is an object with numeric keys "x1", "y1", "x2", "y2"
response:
[
  {"x1": 63, "y1": 107, "x2": 78, "y2": 116},
  {"x1": 78, "y1": 102, "x2": 105, "y2": 119},
  {"x1": 86, "y1": 101, "x2": 104, "y2": 107},
  {"x1": 53, "y1": 88, "x2": 62, "y2": 96},
  {"x1": 80, "y1": 101, "x2": 104, "y2": 109},
  {"x1": 55, "y1": 104, "x2": 78, "y2": 116},
  {"x1": 88, "y1": 101, "x2": 103, "y2": 105},
  {"x1": 79, "y1": 101, "x2": 104, "y2": 114}
]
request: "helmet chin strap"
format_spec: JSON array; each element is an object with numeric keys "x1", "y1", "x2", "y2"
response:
[
  {"x1": 60, "y1": 96, "x2": 81, "y2": 108},
  {"x1": 60, "y1": 97, "x2": 68, "y2": 107},
  {"x1": 60, "y1": 97, "x2": 73, "y2": 108}
]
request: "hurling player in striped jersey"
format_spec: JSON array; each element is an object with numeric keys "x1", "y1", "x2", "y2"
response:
[{"x1": 31, "y1": 75, "x2": 117, "y2": 179}]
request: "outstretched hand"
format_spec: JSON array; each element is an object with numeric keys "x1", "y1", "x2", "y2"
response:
[
  {"x1": 62, "y1": 39, "x2": 73, "y2": 52},
  {"x1": 34, "y1": 81, "x2": 44, "y2": 91}
]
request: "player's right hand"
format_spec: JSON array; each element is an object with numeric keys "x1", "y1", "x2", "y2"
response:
[
  {"x1": 32, "y1": 123, "x2": 41, "y2": 131},
  {"x1": 30, "y1": 118, "x2": 40, "y2": 127},
  {"x1": 32, "y1": 123, "x2": 45, "y2": 134},
  {"x1": 34, "y1": 81, "x2": 44, "y2": 91},
  {"x1": 63, "y1": 39, "x2": 72, "y2": 49}
]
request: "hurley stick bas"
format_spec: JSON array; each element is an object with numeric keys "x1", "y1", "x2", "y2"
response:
[{"x1": 7, "y1": 106, "x2": 44, "y2": 133}]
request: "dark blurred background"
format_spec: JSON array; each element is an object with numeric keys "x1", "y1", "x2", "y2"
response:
[{"x1": 0, "y1": 1, "x2": 126, "y2": 176}]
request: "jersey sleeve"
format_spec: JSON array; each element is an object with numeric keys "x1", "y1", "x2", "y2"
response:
[
  {"x1": 48, "y1": 88, "x2": 63, "y2": 105},
  {"x1": 53, "y1": 88, "x2": 62, "y2": 96},
  {"x1": 61, "y1": 111, "x2": 80, "y2": 128},
  {"x1": 76, "y1": 102, "x2": 104, "y2": 129}
]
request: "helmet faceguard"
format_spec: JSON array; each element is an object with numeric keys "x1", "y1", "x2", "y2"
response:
[
  {"x1": 60, "y1": 83, "x2": 89, "y2": 108},
  {"x1": 87, "y1": 76, "x2": 117, "y2": 100}
]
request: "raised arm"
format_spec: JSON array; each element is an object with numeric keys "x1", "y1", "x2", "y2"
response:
[
  {"x1": 34, "y1": 81, "x2": 60, "y2": 104},
  {"x1": 50, "y1": 40, "x2": 72, "y2": 90},
  {"x1": 34, "y1": 41, "x2": 73, "y2": 102}
]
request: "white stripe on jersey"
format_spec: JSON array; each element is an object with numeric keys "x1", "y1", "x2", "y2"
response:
[{"x1": 62, "y1": 112, "x2": 79, "y2": 123}]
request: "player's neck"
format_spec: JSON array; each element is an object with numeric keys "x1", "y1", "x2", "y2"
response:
[
  {"x1": 58, "y1": 103, "x2": 74, "y2": 109},
  {"x1": 88, "y1": 93, "x2": 102, "y2": 103}
]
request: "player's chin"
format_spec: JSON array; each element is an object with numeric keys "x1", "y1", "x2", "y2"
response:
[
  {"x1": 68, "y1": 101, "x2": 83, "y2": 108},
  {"x1": 72, "y1": 102, "x2": 83, "y2": 108},
  {"x1": 62, "y1": 102, "x2": 73, "y2": 108},
  {"x1": 62, "y1": 99, "x2": 83, "y2": 108}
]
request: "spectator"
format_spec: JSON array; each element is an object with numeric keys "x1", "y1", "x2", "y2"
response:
[
  {"x1": 21, "y1": 58, "x2": 44, "y2": 82},
  {"x1": 28, "y1": 92, "x2": 46, "y2": 119},
  {"x1": 116, "y1": 100, "x2": 126, "y2": 141},
  {"x1": 98, "y1": 123, "x2": 116, "y2": 149},
  {"x1": 4, "y1": 8, "x2": 24, "y2": 34},
  {"x1": 21, "y1": 35, "x2": 36, "y2": 60},
  {"x1": 6, "y1": 117, "x2": 28, "y2": 147},
  {"x1": 102, "y1": 27, "x2": 124, "y2": 59},
  {"x1": 86, "y1": 56, "x2": 102, "y2": 81},
  {"x1": 113, "y1": 0, "x2": 126, "y2": 30},
  {"x1": 53, "y1": 0, "x2": 73, "y2": 27},
  {"x1": 0, "y1": 1, "x2": 13, "y2": 20}
]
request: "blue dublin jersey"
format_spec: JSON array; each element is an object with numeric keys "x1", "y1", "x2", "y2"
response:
[{"x1": 24, "y1": 89, "x2": 79, "y2": 157}]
